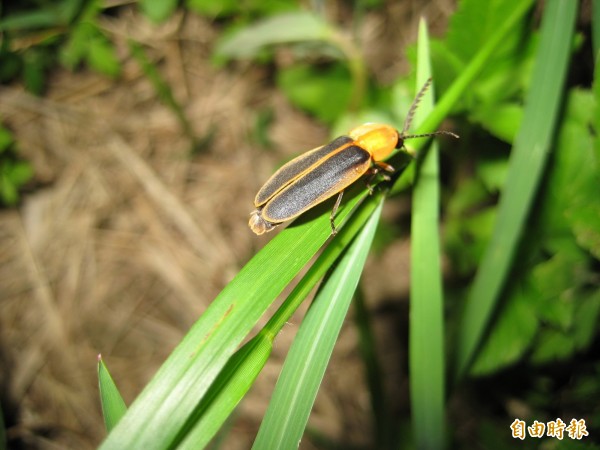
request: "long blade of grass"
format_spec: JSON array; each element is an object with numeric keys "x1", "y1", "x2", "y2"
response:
[
  {"x1": 101, "y1": 177, "x2": 386, "y2": 449},
  {"x1": 176, "y1": 332, "x2": 272, "y2": 450},
  {"x1": 252, "y1": 198, "x2": 384, "y2": 450},
  {"x1": 409, "y1": 19, "x2": 446, "y2": 450},
  {"x1": 100, "y1": 185, "x2": 368, "y2": 448},
  {"x1": 175, "y1": 190, "x2": 386, "y2": 449},
  {"x1": 97, "y1": 355, "x2": 127, "y2": 433},
  {"x1": 455, "y1": 0, "x2": 578, "y2": 379}
]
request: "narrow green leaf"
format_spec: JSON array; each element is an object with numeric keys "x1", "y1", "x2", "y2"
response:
[
  {"x1": 100, "y1": 223, "x2": 328, "y2": 447},
  {"x1": 177, "y1": 333, "x2": 273, "y2": 449},
  {"x1": 252, "y1": 198, "x2": 384, "y2": 449},
  {"x1": 100, "y1": 180, "x2": 376, "y2": 448},
  {"x1": 98, "y1": 356, "x2": 127, "y2": 432},
  {"x1": 455, "y1": 0, "x2": 578, "y2": 378},
  {"x1": 215, "y1": 12, "x2": 335, "y2": 60},
  {"x1": 409, "y1": 20, "x2": 445, "y2": 450},
  {"x1": 175, "y1": 193, "x2": 385, "y2": 448}
]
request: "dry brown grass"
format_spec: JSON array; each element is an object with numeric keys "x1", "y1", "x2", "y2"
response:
[{"x1": 0, "y1": 2, "x2": 453, "y2": 448}]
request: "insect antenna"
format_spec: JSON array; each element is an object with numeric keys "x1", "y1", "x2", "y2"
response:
[
  {"x1": 403, "y1": 130, "x2": 459, "y2": 140},
  {"x1": 399, "y1": 78, "x2": 459, "y2": 142},
  {"x1": 401, "y1": 77, "x2": 433, "y2": 136}
]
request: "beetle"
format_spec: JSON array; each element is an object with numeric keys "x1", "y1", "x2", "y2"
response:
[{"x1": 249, "y1": 78, "x2": 458, "y2": 235}]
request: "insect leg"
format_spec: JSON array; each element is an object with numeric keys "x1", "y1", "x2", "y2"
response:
[
  {"x1": 330, "y1": 190, "x2": 345, "y2": 235},
  {"x1": 365, "y1": 161, "x2": 395, "y2": 193}
]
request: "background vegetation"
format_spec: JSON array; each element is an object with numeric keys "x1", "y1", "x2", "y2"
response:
[{"x1": 0, "y1": 0, "x2": 598, "y2": 449}]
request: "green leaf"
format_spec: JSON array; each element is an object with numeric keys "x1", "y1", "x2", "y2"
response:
[
  {"x1": 530, "y1": 328, "x2": 577, "y2": 364},
  {"x1": 594, "y1": 56, "x2": 600, "y2": 142},
  {"x1": 0, "y1": 43, "x2": 22, "y2": 83},
  {"x1": 547, "y1": 89, "x2": 600, "y2": 258},
  {"x1": 100, "y1": 175, "x2": 384, "y2": 448},
  {"x1": 186, "y1": 0, "x2": 238, "y2": 17},
  {"x1": 471, "y1": 102, "x2": 523, "y2": 143},
  {"x1": 0, "y1": 127, "x2": 13, "y2": 152},
  {"x1": 173, "y1": 194, "x2": 384, "y2": 448},
  {"x1": 572, "y1": 290, "x2": 600, "y2": 350},
  {"x1": 5, "y1": 160, "x2": 33, "y2": 186},
  {"x1": 0, "y1": 0, "x2": 81, "y2": 31},
  {"x1": 409, "y1": 21, "x2": 446, "y2": 450},
  {"x1": 445, "y1": 0, "x2": 527, "y2": 63},
  {"x1": 477, "y1": 157, "x2": 510, "y2": 193},
  {"x1": 277, "y1": 64, "x2": 352, "y2": 123},
  {"x1": 534, "y1": 88, "x2": 598, "y2": 246},
  {"x1": 470, "y1": 286, "x2": 539, "y2": 376},
  {"x1": 87, "y1": 35, "x2": 120, "y2": 77},
  {"x1": 456, "y1": 0, "x2": 578, "y2": 378},
  {"x1": 530, "y1": 252, "x2": 582, "y2": 330},
  {"x1": 60, "y1": 0, "x2": 107, "y2": 72},
  {"x1": 406, "y1": 0, "x2": 536, "y2": 156},
  {"x1": 176, "y1": 334, "x2": 272, "y2": 449},
  {"x1": 139, "y1": 0, "x2": 179, "y2": 23},
  {"x1": 445, "y1": 206, "x2": 497, "y2": 276},
  {"x1": 429, "y1": 0, "x2": 535, "y2": 111},
  {"x1": 0, "y1": 172, "x2": 18, "y2": 205},
  {"x1": 215, "y1": 11, "x2": 335, "y2": 60},
  {"x1": 567, "y1": 202, "x2": 600, "y2": 259},
  {"x1": 22, "y1": 49, "x2": 48, "y2": 95},
  {"x1": 98, "y1": 356, "x2": 128, "y2": 432},
  {"x1": 446, "y1": 178, "x2": 490, "y2": 216},
  {"x1": 252, "y1": 198, "x2": 384, "y2": 449},
  {"x1": 531, "y1": 290, "x2": 600, "y2": 365}
]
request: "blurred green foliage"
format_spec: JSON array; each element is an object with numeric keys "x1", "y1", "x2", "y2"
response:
[
  {"x1": 0, "y1": 125, "x2": 33, "y2": 206},
  {"x1": 466, "y1": 87, "x2": 600, "y2": 374},
  {"x1": 0, "y1": 0, "x2": 120, "y2": 94}
]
